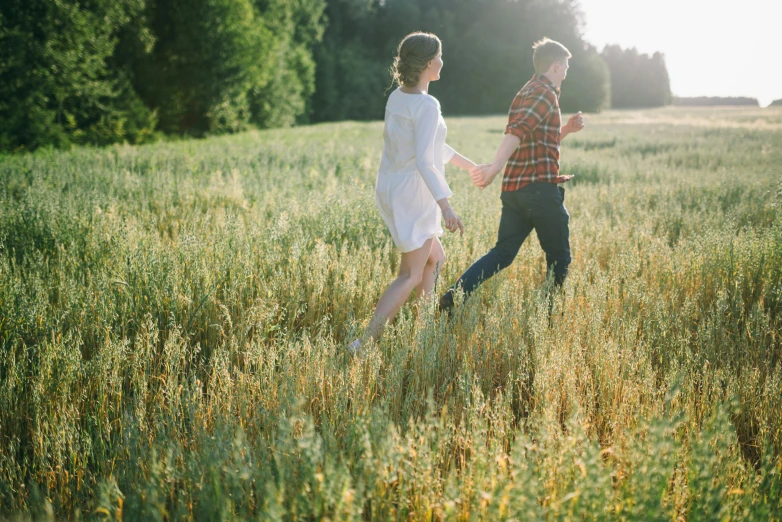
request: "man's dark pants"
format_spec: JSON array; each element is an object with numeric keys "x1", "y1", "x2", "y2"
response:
[{"x1": 440, "y1": 182, "x2": 571, "y2": 311}]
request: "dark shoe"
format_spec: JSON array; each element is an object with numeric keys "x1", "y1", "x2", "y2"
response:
[{"x1": 438, "y1": 292, "x2": 454, "y2": 317}]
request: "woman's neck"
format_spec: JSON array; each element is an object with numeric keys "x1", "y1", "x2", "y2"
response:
[{"x1": 400, "y1": 79, "x2": 430, "y2": 95}]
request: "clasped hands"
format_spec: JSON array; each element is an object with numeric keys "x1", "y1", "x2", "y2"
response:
[
  {"x1": 468, "y1": 163, "x2": 500, "y2": 189},
  {"x1": 467, "y1": 112, "x2": 584, "y2": 189},
  {"x1": 468, "y1": 163, "x2": 574, "y2": 189}
]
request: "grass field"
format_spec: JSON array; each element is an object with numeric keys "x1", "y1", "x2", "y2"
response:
[{"x1": 1, "y1": 106, "x2": 781, "y2": 520}]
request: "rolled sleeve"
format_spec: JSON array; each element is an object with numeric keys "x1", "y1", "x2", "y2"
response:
[
  {"x1": 505, "y1": 121, "x2": 529, "y2": 139},
  {"x1": 505, "y1": 88, "x2": 554, "y2": 138}
]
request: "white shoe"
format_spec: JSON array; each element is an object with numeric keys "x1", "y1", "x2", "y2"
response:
[{"x1": 347, "y1": 339, "x2": 362, "y2": 356}]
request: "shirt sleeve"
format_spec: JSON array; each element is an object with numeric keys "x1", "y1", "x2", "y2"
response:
[
  {"x1": 505, "y1": 87, "x2": 555, "y2": 138},
  {"x1": 414, "y1": 100, "x2": 453, "y2": 201}
]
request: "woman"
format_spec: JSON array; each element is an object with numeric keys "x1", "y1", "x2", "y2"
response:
[{"x1": 349, "y1": 32, "x2": 481, "y2": 354}]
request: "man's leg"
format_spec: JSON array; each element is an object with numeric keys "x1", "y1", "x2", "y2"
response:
[
  {"x1": 533, "y1": 185, "x2": 571, "y2": 287},
  {"x1": 439, "y1": 191, "x2": 533, "y2": 312}
]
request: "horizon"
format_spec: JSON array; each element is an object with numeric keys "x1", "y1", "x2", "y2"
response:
[{"x1": 579, "y1": 0, "x2": 782, "y2": 107}]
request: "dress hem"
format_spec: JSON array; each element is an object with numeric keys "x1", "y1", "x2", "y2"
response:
[{"x1": 397, "y1": 231, "x2": 443, "y2": 254}]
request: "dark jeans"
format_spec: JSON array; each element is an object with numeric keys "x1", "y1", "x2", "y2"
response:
[{"x1": 440, "y1": 182, "x2": 571, "y2": 310}]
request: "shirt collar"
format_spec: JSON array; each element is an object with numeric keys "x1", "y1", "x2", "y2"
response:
[{"x1": 533, "y1": 74, "x2": 560, "y2": 96}]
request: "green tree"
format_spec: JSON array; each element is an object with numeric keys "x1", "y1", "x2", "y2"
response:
[
  {"x1": 130, "y1": 0, "x2": 325, "y2": 135},
  {"x1": 311, "y1": 0, "x2": 390, "y2": 122},
  {"x1": 311, "y1": 0, "x2": 610, "y2": 122},
  {"x1": 0, "y1": 0, "x2": 157, "y2": 151},
  {"x1": 559, "y1": 45, "x2": 611, "y2": 113},
  {"x1": 250, "y1": 0, "x2": 326, "y2": 127},
  {"x1": 131, "y1": 0, "x2": 266, "y2": 135},
  {"x1": 601, "y1": 45, "x2": 671, "y2": 108}
]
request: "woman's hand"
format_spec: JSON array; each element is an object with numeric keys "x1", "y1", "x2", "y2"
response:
[
  {"x1": 468, "y1": 164, "x2": 485, "y2": 188},
  {"x1": 437, "y1": 199, "x2": 464, "y2": 236},
  {"x1": 470, "y1": 164, "x2": 501, "y2": 188}
]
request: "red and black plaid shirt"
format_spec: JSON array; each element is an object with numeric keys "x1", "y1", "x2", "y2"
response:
[{"x1": 502, "y1": 74, "x2": 567, "y2": 192}]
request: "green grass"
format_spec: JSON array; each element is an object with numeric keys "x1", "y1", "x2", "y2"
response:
[{"x1": 0, "y1": 107, "x2": 781, "y2": 520}]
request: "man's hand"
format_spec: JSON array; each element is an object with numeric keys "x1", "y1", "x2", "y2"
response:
[
  {"x1": 476, "y1": 164, "x2": 501, "y2": 189},
  {"x1": 468, "y1": 164, "x2": 486, "y2": 188},
  {"x1": 562, "y1": 111, "x2": 585, "y2": 135}
]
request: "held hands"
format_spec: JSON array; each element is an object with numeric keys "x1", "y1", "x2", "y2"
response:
[
  {"x1": 468, "y1": 164, "x2": 485, "y2": 188},
  {"x1": 468, "y1": 163, "x2": 501, "y2": 189}
]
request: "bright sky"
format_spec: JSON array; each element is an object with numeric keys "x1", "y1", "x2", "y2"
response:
[{"x1": 578, "y1": 0, "x2": 782, "y2": 107}]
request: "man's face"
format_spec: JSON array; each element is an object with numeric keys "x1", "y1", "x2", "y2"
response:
[{"x1": 552, "y1": 58, "x2": 569, "y2": 84}]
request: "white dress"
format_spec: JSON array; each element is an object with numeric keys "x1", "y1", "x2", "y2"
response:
[{"x1": 375, "y1": 88, "x2": 456, "y2": 253}]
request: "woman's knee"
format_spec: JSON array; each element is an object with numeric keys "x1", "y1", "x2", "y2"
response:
[
  {"x1": 428, "y1": 250, "x2": 446, "y2": 271},
  {"x1": 398, "y1": 238, "x2": 434, "y2": 286},
  {"x1": 397, "y1": 269, "x2": 424, "y2": 289}
]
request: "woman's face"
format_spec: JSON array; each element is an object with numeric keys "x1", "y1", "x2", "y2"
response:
[{"x1": 427, "y1": 51, "x2": 443, "y2": 81}]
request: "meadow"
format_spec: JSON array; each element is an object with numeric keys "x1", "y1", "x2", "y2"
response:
[{"x1": 0, "y1": 106, "x2": 780, "y2": 520}]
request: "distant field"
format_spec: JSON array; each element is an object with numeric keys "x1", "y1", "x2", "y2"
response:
[{"x1": 1, "y1": 107, "x2": 781, "y2": 519}]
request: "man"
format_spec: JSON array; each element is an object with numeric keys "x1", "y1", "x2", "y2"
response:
[{"x1": 440, "y1": 37, "x2": 585, "y2": 312}]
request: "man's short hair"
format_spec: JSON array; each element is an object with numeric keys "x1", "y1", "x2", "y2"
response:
[{"x1": 532, "y1": 37, "x2": 572, "y2": 74}]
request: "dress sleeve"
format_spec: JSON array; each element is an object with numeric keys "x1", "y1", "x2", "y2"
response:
[
  {"x1": 443, "y1": 143, "x2": 456, "y2": 164},
  {"x1": 414, "y1": 100, "x2": 453, "y2": 201}
]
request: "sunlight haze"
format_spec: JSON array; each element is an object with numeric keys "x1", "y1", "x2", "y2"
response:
[{"x1": 579, "y1": 0, "x2": 782, "y2": 107}]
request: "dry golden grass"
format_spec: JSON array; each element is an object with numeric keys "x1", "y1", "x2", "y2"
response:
[{"x1": 0, "y1": 107, "x2": 780, "y2": 520}]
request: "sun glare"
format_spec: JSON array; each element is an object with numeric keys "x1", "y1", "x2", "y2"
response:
[{"x1": 579, "y1": 0, "x2": 782, "y2": 106}]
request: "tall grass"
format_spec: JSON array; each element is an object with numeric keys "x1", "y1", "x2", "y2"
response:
[{"x1": 0, "y1": 107, "x2": 780, "y2": 520}]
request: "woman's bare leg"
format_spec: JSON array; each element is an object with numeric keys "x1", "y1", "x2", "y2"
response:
[
  {"x1": 364, "y1": 238, "x2": 433, "y2": 341},
  {"x1": 414, "y1": 236, "x2": 445, "y2": 299}
]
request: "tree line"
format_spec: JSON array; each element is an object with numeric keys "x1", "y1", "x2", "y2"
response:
[
  {"x1": 1, "y1": 0, "x2": 674, "y2": 152},
  {"x1": 600, "y1": 45, "x2": 671, "y2": 108},
  {"x1": 0, "y1": 0, "x2": 324, "y2": 151},
  {"x1": 673, "y1": 97, "x2": 759, "y2": 107}
]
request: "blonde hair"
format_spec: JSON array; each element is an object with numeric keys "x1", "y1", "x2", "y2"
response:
[
  {"x1": 390, "y1": 32, "x2": 442, "y2": 88},
  {"x1": 532, "y1": 37, "x2": 572, "y2": 74}
]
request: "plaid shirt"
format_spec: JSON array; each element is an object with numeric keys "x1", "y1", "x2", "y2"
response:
[{"x1": 502, "y1": 74, "x2": 568, "y2": 192}]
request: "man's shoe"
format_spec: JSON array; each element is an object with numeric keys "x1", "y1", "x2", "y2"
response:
[{"x1": 438, "y1": 292, "x2": 454, "y2": 317}]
